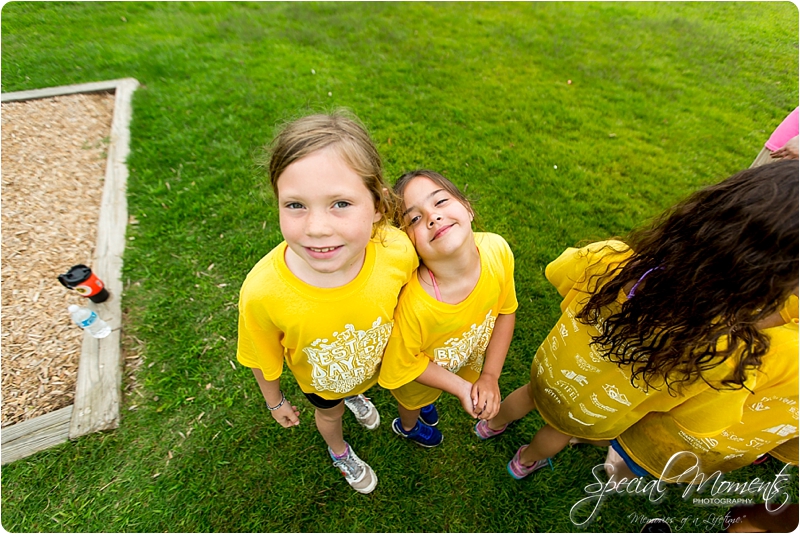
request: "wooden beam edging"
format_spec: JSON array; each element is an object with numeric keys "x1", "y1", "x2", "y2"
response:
[
  {"x1": 70, "y1": 78, "x2": 139, "y2": 439},
  {"x1": 0, "y1": 406, "x2": 73, "y2": 465},
  {"x1": 0, "y1": 79, "x2": 124, "y2": 103},
  {"x1": 0, "y1": 78, "x2": 139, "y2": 464}
]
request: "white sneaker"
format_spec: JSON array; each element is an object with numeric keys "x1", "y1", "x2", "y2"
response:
[
  {"x1": 344, "y1": 394, "x2": 380, "y2": 430},
  {"x1": 329, "y1": 443, "x2": 378, "y2": 494}
]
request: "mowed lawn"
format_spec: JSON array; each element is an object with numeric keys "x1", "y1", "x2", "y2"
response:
[{"x1": 1, "y1": 2, "x2": 797, "y2": 532}]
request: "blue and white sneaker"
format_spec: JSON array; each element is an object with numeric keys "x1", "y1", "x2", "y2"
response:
[
  {"x1": 419, "y1": 403, "x2": 439, "y2": 426},
  {"x1": 392, "y1": 418, "x2": 443, "y2": 448}
]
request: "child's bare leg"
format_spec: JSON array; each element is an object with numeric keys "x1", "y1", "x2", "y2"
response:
[
  {"x1": 397, "y1": 403, "x2": 421, "y2": 432},
  {"x1": 518, "y1": 424, "x2": 572, "y2": 465},
  {"x1": 604, "y1": 445, "x2": 638, "y2": 482},
  {"x1": 487, "y1": 382, "x2": 536, "y2": 430},
  {"x1": 314, "y1": 403, "x2": 347, "y2": 455}
]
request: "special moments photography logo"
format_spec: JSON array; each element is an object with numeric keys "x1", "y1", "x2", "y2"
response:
[{"x1": 569, "y1": 451, "x2": 795, "y2": 527}]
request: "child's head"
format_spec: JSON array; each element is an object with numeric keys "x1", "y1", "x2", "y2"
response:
[
  {"x1": 268, "y1": 111, "x2": 392, "y2": 229},
  {"x1": 393, "y1": 169, "x2": 474, "y2": 227},
  {"x1": 266, "y1": 111, "x2": 392, "y2": 284},
  {"x1": 392, "y1": 169, "x2": 475, "y2": 258},
  {"x1": 579, "y1": 160, "x2": 799, "y2": 391}
]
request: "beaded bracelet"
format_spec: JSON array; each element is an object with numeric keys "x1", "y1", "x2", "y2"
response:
[{"x1": 267, "y1": 391, "x2": 286, "y2": 411}]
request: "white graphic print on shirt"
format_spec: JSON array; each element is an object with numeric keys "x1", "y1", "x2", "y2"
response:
[
  {"x1": 590, "y1": 393, "x2": 617, "y2": 413},
  {"x1": 433, "y1": 310, "x2": 496, "y2": 373},
  {"x1": 679, "y1": 431, "x2": 718, "y2": 452},
  {"x1": 566, "y1": 309, "x2": 581, "y2": 333},
  {"x1": 762, "y1": 424, "x2": 797, "y2": 437},
  {"x1": 562, "y1": 369, "x2": 589, "y2": 386},
  {"x1": 749, "y1": 401, "x2": 771, "y2": 412},
  {"x1": 603, "y1": 384, "x2": 632, "y2": 406},
  {"x1": 575, "y1": 354, "x2": 601, "y2": 373},
  {"x1": 306, "y1": 317, "x2": 393, "y2": 394}
]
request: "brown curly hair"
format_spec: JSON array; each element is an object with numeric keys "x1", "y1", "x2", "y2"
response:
[{"x1": 576, "y1": 160, "x2": 799, "y2": 392}]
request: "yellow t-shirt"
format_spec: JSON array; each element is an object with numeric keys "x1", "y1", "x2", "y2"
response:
[
  {"x1": 379, "y1": 233, "x2": 518, "y2": 409},
  {"x1": 616, "y1": 296, "x2": 799, "y2": 476},
  {"x1": 530, "y1": 241, "x2": 754, "y2": 440},
  {"x1": 236, "y1": 226, "x2": 418, "y2": 400}
]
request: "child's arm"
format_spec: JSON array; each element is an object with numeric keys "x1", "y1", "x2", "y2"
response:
[
  {"x1": 252, "y1": 368, "x2": 300, "y2": 428},
  {"x1": 415, "y1": 362, "x2": 478, "y2": 418},
  {"x1": 471, "y1": 312, "x2": 515, "y2": 420}
]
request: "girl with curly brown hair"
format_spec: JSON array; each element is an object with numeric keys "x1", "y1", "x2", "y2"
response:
[{"x1": 474, "y1": 160, "x2": 799, "y2": 480}]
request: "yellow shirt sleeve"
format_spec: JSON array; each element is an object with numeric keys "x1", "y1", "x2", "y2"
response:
[
  {"x1": 236, "y1": 251, "x2": 286, "y2": 380},
  {"x1": 496, "y1": 235, "x2": 518, "y2": 315},
  {"x1": 544, "y1": 240, "x2": 631, "y2": 311},
  {"x1": 237, "y1": 314, "x2": 286, "y2": 380},
  {"x1": 544, "y1": 246, "x2": 585, "y2": 299}
]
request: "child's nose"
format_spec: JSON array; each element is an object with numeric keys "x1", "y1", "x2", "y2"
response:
[
  {"x1": 306, "y1": 211, "x2": 332, "y2": 236},
  {"x1": 428, "y1": 215, "x2": 442, "y2": 228}
]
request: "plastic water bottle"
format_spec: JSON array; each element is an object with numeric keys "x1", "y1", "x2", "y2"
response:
[{"x1": 68, "y1": 304, "x2": 111, "y2": 339}]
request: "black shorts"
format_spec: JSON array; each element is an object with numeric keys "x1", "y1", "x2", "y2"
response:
[{"x1": 303, "y1": 391, "x2": 344, "y2": 409}]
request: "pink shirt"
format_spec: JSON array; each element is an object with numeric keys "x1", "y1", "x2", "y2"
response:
[{"x1": 765, "y1": 107, "x2": 799, "y2": 151}]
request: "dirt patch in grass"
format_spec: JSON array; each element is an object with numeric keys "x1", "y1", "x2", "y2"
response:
[{"x1": 1, "y1": 92, "x2": 115, "y2": 427}]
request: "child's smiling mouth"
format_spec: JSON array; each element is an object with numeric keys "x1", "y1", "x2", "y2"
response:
[
  {"x1": 431, "y1": 224, "x2": 454, "y2": 241},
  {"x1": 305, "y1": 245, "x2": 343, "y2": 258}
]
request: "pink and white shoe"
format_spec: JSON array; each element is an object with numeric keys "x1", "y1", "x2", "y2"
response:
[
  {"x1": 507, "y1": 445, "x2": 553, "y2": 480},
  {"x1": 474, "y1": 419, "x2": 508, "y2": 440}
]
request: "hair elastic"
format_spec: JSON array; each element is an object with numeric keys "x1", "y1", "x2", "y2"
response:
[{"x1": 627, "y1": 267, "x2": 662, "y2": 299}]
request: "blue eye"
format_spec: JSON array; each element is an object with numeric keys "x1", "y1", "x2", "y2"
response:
[
  {"x1": 334, "y1": 201, "x2": 351, "y2": 209},
  {"x1": 286, "y1": 202, "x2": 304, "y2": 209}
]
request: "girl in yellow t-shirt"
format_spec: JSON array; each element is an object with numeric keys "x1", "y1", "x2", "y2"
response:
[
  {"x1": 379, "y1": 170, "x2": 517, "y2": 446},
  {"x1": 237, "y1": 111, "x2": 417, "y2": 494},
  {"x1": 477, "y1": 160, "x2": 799, "y2": 480}
]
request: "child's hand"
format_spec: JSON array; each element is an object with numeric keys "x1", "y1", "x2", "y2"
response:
[
  {"x1": 456, "y1": 379, "x2": 479, "y2": 418},
  {"x1": 271, "y1": 401, "x2": 300, "y2": 427},
  {"x1": 471, "y1": 375, "x2": 501, "y2": 420},
  {"x1": 772, "y1": 135, "x2": 799, "y2": 160}
]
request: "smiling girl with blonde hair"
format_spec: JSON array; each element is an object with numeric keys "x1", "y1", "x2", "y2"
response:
[{"x1": 237, "y1": 111, "x2": 417, "y2": 494}]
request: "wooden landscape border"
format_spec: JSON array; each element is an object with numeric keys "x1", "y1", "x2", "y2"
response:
[{"x1": 1, "y1": 78, "x2": 139, "y2": 464}]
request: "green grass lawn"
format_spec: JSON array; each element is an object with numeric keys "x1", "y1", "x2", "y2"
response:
[{"x1": 2, "y1": 2, "x2": 797, "y2": 532}]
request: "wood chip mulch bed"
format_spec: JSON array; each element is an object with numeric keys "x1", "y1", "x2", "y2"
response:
[{"x1": 1, "y1": 93, "x2": 115, "y2": 427}]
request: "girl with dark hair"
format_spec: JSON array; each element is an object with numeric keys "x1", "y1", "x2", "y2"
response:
[
  {"x1": 475, "y1": 160, "x2": 799, "y2": 479},
  {"x1": 379, "y1": 170, "x2": 518, "y2": 447}
]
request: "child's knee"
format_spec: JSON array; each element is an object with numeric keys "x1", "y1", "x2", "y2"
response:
[{"x1": 315, "y1": 401, "x2": 345, "y2": 420}]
